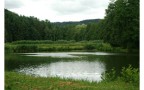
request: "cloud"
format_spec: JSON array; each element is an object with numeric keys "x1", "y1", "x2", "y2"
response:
[
  {"x1": 51, "y1": 2, "x2": 88, "y2": 14},
  {"x1": 5, "y1": 0, "x2": 24, "y2": 9},
  {"x1": 5, "y1": 0, "x2": 109, "y2": 22},
  {"x1": 50, "y1": 0, "x2": 109, "y2": 15},
  {"x1": 5, "y1": 0, "x2": 42, "y2": 9}
]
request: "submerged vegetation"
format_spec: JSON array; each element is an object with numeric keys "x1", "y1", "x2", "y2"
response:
[{"x1": 5, "y1": 65, "x2": 139, "y2": 90}]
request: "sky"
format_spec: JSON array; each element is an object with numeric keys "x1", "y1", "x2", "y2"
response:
[{"x1": 5, "y1": 0, "x2": 110, "y2": 22}]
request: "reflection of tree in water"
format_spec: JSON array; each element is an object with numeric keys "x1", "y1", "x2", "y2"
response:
[
  {"x1": 5, "y1": 53, "x2": 139, "y2": 79},
  {"x1": 102, "y1": 55, "x2": 139, "y2": 76},
  {"x1": 5, "y1": 53, "x2": 60, "y2": 71}
]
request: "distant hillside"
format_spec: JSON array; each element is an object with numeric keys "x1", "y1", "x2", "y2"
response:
[{"x1": 53, "y1": 19, "x2": 101, "y2": 26}]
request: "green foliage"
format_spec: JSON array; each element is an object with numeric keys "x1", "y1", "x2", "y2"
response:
[
  {"x1": 84, "y1": 44, "x2": 95, "y2": 50},
  {"x1": 75, "y1": 24, "x2": 87, "y2": 31},
  {"x1": 101, "y1": 65, "x2": 139, "y2": 86},
  {"x1": 5, "y1": 44, "x2": 14, "y2": 53},
  {"x1": 121, "y1": 65, "x2": 139, "y2": 85},
  {"x1": 103, "y1": 0, "x2": 139, "y2": 48},
  {"x1": 91, "y1": 40, "x2": 104, "y2": 43},
  {"x1": 113, "y1": 47, "x2": 128, "y2": 53},
  {"x1": 98, "y1": 43, "x2": 113, "y2": 51},
  {"x1": 11, "y1": 40, "x2": 77, "y2": 44},
  {"x1": 101, "y1": 68, "x2": 116, "y2": 82},
  {"x1": 14, "y1": 44, "x2": 38, "y2": 53},
  {"x1": 12, "y1": 40, "x2": 53, "y2": 44},
  {"x1": 6, "y1": 40, "x2": 129, "y2": 53},
  {"x1": 5, "y1": 9, "x2": 100, "y2": 42}
]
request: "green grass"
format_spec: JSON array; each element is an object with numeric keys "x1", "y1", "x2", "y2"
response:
[
  {"x1": 5, "y1": 71, "x2": 139, "y2": 90},
  {"x1": 5, "y1": 40, "x2": 128, "y2": 53}
]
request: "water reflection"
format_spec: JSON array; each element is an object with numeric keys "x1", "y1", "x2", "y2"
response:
[
  {"x1": 6, "y1": 52, "x2": 139, "y2": 82},
  {"x1": 22, "y1": 52, "x2": 116, "y2": 58},
  {"x1": 17, "y1": 61, "x2": 105, "y2": 82}
]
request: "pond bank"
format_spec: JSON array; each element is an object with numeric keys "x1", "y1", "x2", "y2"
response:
[
  {"x1": 5, "y1": 52, "x2": 139, "y2": 90},
  {"x1": 5, "y1": 71, "x2": 139, "y2": 90},
  {"x1": 5, "y1": 40, "x2": 130, "y2": 53}
]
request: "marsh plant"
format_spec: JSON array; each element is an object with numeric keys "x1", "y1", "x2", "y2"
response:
[{"x1": 102, "y1": 65, "x2": 139, "y2": 86}]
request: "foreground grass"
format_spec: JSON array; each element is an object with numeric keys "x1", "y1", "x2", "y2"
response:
[{"x1": 5, "y1": 72, "x2": 138, "y2": 90}]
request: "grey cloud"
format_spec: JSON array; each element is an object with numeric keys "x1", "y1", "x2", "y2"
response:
[
  {"x1": 50, "y1": 0, "x2": 109, "y2": 15},
  {"x1": 4, "y1": 0, "x2": 109, "y2": 22},
  {"x1": 80, "y1": 0, "x2": 108, "y2": 8},
  {"x1": 5, "y1": 0, "x2": 24, "y2": 9},
  {"x1": 52, "y1": 2, "x2": 89, "y2": 14}
]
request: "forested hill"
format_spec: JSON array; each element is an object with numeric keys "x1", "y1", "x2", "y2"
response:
[
  {"x1": 5, "y1": 9, "x2": 101, "y2": 42},
  {"x1": 5, "y1": 0, "x2": 139, "y2": 49},
  {"x1": 53, "y1": 19, "x2": 101, "y2": 26}
]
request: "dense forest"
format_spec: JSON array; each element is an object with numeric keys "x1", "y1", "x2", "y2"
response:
[
  {"x1": 5, "y1": 9, "x2": 100, "y2": 42},
  {"x1": 5, "y1": 0, "x2": 139, "y2": 49}
]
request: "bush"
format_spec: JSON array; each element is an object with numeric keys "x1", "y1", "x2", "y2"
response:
[
  {"x1": 91, "y1": 40, "x2": 104, "y2": 43},
  {"x1": 12, "y1": 40, "x2": 54, "y2": 44},
  {"x1": 121, "y1": 65, "x2": 139, "y2": 84},
  {"x1": 56, "y1": 40, "x2": 69, "y2": 44},
  {"x1": 5, "y1": 45, "x2": 13, "y2": 53},
  {"x1": 101, "y1": 68, "x2": 116, "y2": 82},
  {"x1": 14, "y1": 44, "x2": 38, "y2": 53},
  {"x1": 84, "y1": 44, "x2": 95, "y2": 50},
  {"x1": 99, "y1": 43, "x2": 113, "y2": 51},
  {"x1": 101, "y1": 65, "x2": 139, "y2": 85}
]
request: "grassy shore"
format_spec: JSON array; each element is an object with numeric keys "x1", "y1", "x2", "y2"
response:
[
  {"x1": 5, "y1": 40, "x2": 128, "y2": 53},
  {"x1": 5, "y1": 71, "x2": 139, "y2": 90}
]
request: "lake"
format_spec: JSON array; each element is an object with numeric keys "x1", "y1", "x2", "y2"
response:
[{"x1": 5, "y1": 52, "x2": 139, "y2": 82}]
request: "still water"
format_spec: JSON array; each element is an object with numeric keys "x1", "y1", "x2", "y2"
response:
[{"x1": 5, "y1": 52, "x2": 139, "y2": 82}]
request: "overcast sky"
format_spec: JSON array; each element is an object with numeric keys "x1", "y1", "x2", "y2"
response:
[{"x1": 5, "y1": 0, "x2": 110, "y2": 22}]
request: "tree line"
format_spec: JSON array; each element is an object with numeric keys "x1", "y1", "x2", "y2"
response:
[
  {"x1": 5, "y1": 0, "x2": 139, "y2": 49},
  {"x1": 5, "y1": 9, "x2": 98, "y2": 42}
]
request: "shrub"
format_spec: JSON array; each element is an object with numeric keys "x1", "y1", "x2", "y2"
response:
[
  {"x1": 5, "y1": 45, "x2": 13, "y2": 53},
  {"x1": 91, "y1": 40, "x2": 104, "y2": 43},
  {"x1": 56, "y1": 46, "x2": 71, "y2": 51},
  {"x1": 84, "y1": 44, "x2": 95, "y2": 50},
  {"x1": 14, "y1": 44, "x2": 38, "y2": 53},
  {"x1": 101, "y1": 68, "x2": 116, "y2": 82},
  {"x1": 12, "y1": 40, "x2": 54, "y2": 44},
  {"x1": 121, "y1": 65, "x2": 139, "y2": 84},
  {"x1": 99, "y1": 43, "x2": 113, "y2": 51},
  {"x1": 101, "y1": 65, "x2": 139, "y2": 85},
  {"x1": 56, "y1": 40, "x2": 69, "y2": 44}
]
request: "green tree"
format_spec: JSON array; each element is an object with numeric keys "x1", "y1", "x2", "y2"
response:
[{"x1": 103, "y1": 0, "x2": 139, "y2": 49}]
